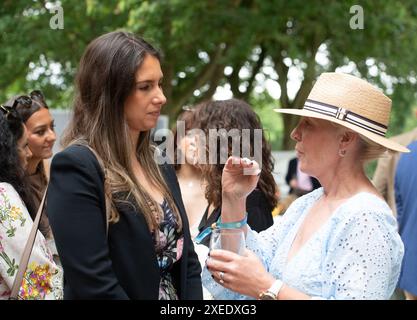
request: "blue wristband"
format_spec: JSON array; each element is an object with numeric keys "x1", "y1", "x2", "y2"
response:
[{"x1": 194, "y1": 213, "x2": 248, "y2": 244}]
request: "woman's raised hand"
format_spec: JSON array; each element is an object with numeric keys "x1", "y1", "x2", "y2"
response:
[{"x1": 221, "y1": 156, "x2": 261, "y2": 202}]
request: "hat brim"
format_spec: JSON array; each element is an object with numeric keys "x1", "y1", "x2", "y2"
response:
[{"x1": 274, "y1": 108, "x2": 410, "y2": 153}]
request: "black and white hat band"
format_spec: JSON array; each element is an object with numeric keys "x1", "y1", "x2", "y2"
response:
[{"x1": 304, "y1": 99, "x2": 388, "y2": 137}]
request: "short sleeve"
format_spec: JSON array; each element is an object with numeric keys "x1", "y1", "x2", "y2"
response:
[{"x1": 321, "y1": 209, "x2": 403, "y2": 300}]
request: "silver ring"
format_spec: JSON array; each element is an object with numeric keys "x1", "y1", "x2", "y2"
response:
[{"x1": 219, "y1": 271, "x2": 225, "y2": 284}]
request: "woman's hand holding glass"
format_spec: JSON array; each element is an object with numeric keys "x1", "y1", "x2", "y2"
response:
[
  {"x1": 206, "y1": 247, "x2": 275, "y2": 299},
  {"x1": 209, "y1": 228, "x2": 246, "y2": 255}
]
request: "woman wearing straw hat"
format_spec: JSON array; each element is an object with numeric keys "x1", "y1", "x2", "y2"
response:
[{"x1": 203, "y1": 72, "x2": 407, "y2": 300}]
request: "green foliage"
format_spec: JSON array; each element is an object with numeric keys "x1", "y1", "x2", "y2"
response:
[
  {"x1": 249, "y1": 92, "x2": 283, "y2": 151},
  {"x1": 365, "y1": 159, "x2": 378, "y2": 180},
  {"x1": 1, "y1": 0, "x2": 417, "y2": 149}
]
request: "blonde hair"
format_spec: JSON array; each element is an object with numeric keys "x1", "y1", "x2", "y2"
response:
[
  {"x1": 330, "y1": 121, "x2": 387, "y2": 162},
  {"x1": 357, "y1": 134, "x2": 387, "y2": 162}
]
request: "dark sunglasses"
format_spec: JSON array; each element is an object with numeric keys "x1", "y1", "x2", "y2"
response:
[
  {"x1": 0, "y1": 104, "x2": 12, "y2": 115},
  {"x1": 0, "y1": 104, "x2": 18, "y2": 120},
  {"x1": 12, "y1": 90, "x2": 45, "y2": 109}
]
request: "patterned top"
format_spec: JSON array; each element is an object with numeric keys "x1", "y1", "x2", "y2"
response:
[
  {"x1": 203, "y1": 188, "x2": 404, "y2": 300},
  {"x1": 154, "y1": 199, "x2": 184, "y2": 300},
  {"x1": 0, "y1": 182, "x2": 63, "y2": 300}
]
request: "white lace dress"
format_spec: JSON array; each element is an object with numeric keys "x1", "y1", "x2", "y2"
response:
[
  {"x1": 202, "y1": 188, "x2": 404, "y2": 300},
  {"x1": 0, "y1": 183, "x2": 63, "y2": 300}
]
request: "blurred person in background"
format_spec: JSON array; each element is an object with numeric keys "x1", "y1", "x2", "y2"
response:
[
  {"x1": 10, "y1": 91, "x2": 56, "y2": 240},
  {"x1": 193, "y1": 99, "x2": 277, "y2": 247},
  {"x1": 0, "y1": 105, "x2": 62, "y2": 299},
  {"x1": 373, "y1": 110, "x2": 417, "y2": 216},
  {"x1": 394, "y1": 139, "x2": 417, "y2": 300},
  {"x1": 174, "y1": 109, "x2": 208, "y2": 240}
]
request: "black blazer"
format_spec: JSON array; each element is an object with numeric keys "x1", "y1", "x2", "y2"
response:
[
  {"x1": 47, "y1": 145, "x2": 202, "y2": 300},
  {"x1": 197, "y1": 189, "x2": 274, "y2": 247}
]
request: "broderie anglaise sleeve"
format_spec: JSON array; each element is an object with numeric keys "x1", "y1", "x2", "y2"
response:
[{"x1": 320, "y1": 207, "x2": 403, "y2": 300}]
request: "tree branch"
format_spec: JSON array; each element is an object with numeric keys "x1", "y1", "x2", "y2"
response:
[
  {"x1": 292, "y1": 37, "x2": 323, "y2": 108},
  {"x1": 272, "y1": 50, "x2": 290, "y2": 109},
  {"x1": 171, "y1": 44, "x2": 227, "y2": 112},
  {"x1": 242, "y1": 45, "x2": 266, "y2": 100},
  {"x1": 200, "y1": 63, "x2": 225, "y2": 101},
  {"x1": 227, "y1": 61, "x2": 244, "y2": 96}
]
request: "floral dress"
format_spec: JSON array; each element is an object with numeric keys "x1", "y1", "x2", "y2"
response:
[
  {"x1": 0, "y1": 182, "x2": 63, "y2": 299},
  {"x1": 153, "y1": 199, "x2": 184, "y2": 300}
]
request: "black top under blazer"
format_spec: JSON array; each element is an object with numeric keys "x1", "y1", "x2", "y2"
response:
[{"x1": 47, "y1": 145, "x2": 203, "y2": 299}]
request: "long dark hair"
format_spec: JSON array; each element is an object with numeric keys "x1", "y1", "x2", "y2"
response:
[
  {"x1": 12, "y1": 90, "x2": 49, "y2": 123},
  {"x1": 195, "y1": 99, "x2": 278, "y2": 209},
  {"x1": 9, "y1": 91, "x2": 50, "y2": 185},
  {"x1": 62, "y1": 31, "x2": 182, "y2": 231},
  {"x1": 0, "y1": 109, "x2": 36, "y2": 216}
]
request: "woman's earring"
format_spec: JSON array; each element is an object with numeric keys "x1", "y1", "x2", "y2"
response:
[{"x1": 339, "y1": 149, "x2": 346, "y2": 157}]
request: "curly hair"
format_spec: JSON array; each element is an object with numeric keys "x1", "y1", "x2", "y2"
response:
[
  {"x1": 0, "y1": 111, "x2": 36, "y2": 216},
  {"x1": 194, "y1": 99, "x2": 278, "y2": 209}
]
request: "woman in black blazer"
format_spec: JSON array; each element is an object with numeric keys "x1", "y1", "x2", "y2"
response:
[{"x1": 46, "y1": 31, "x2": 202, "y2": 299}]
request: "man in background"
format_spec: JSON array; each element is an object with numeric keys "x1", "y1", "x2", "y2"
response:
[
  {"x1": 373, "y1": 110, "x2": 417, "y2": 216},
  {"x1": 394, "y1": 140, "x2": 417, "y2": 300},
  {"x1": 373, "y1": 110, "x2": 417, "y2": 300}
]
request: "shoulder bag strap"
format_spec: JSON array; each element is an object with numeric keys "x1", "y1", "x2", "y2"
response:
[{"x1": 9, "y1": 189, "x2": 47, "y2": 300}]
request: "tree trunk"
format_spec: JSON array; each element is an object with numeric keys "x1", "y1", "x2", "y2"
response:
[
  {"x1": 168, "y1": 44, "x2": 228, "y2": 120},
  {"x1": 281, "y1": 113, "x2": 298, "y2": 150},
  {"x1": 162, "y1": 64, "x2": 174, "y2": 112}
]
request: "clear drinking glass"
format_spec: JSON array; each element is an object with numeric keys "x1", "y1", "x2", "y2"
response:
[{"x1": 209, "y1": 228, "x2": 246, "y2": 255}]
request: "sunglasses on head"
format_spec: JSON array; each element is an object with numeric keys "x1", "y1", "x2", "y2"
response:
[
  {"x1": 0, "y1": 104, "x2": 18, "y2": 120},
  {"x1": 0, "y1": 104, "x2": 12, "y2": 114},
  {"x1": 12, "y1": 90, "x2": 45, "y2": 109}
]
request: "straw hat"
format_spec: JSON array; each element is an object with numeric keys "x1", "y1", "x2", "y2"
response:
[{"x1": 274, "y1": 72, "x2": 409, "y2": 153}]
